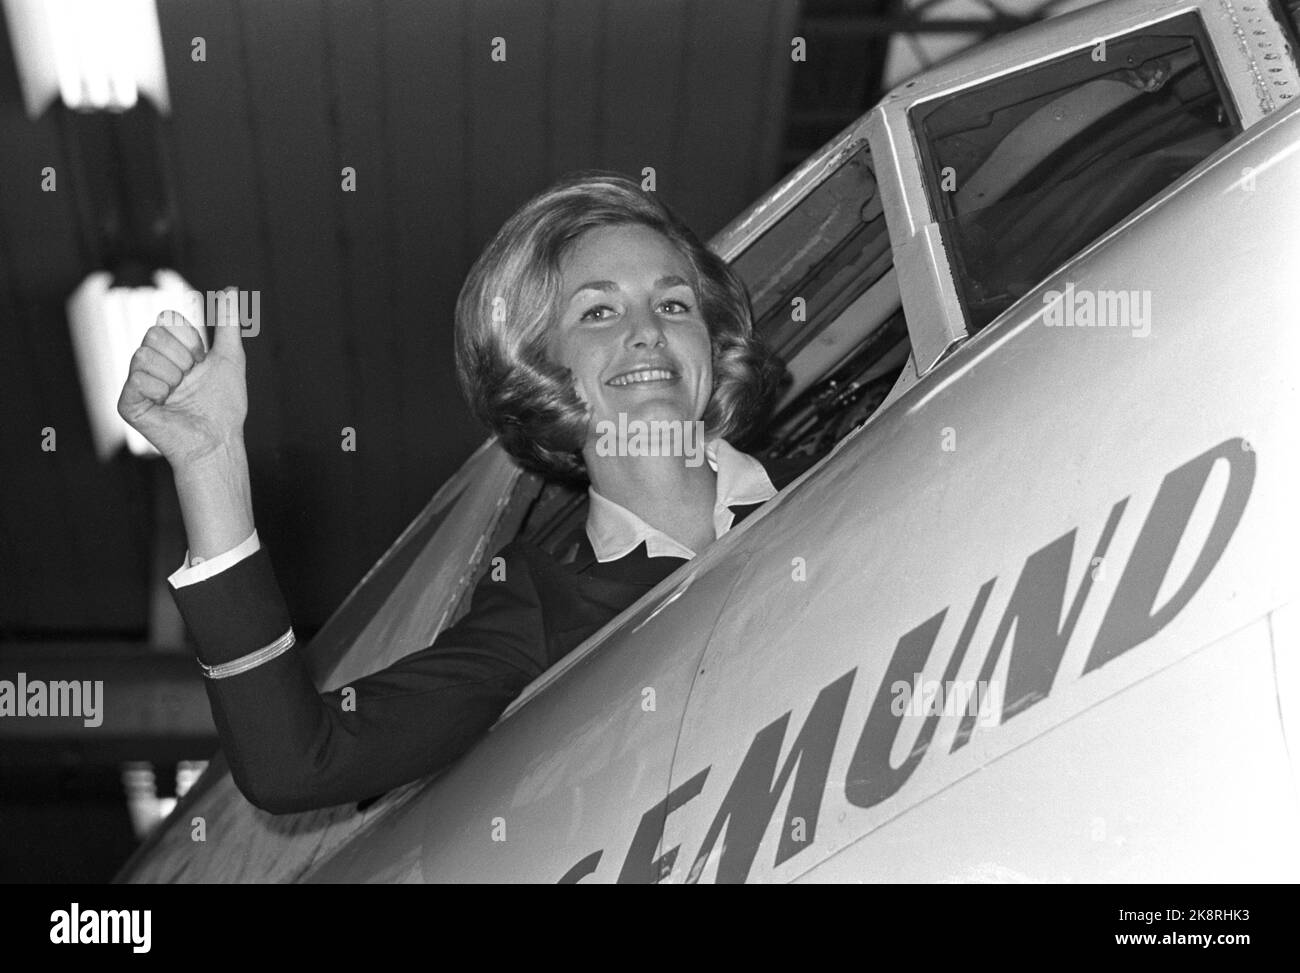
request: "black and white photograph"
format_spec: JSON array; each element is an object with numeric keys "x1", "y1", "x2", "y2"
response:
[{"x1": 0, "y1": 0, "x2": 1296, "y2": 929}]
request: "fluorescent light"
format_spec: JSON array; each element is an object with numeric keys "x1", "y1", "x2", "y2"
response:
[
  {"x1": 67, "y1": 269, "x2": 206, "y2": 461},
  {"x1": 121, "y1": 761, "x2": 170, "y2": 838},
  {"x1": 2, "y1": 0, "x2": 170, "y2": 118},
  {"x1": 175, "y1": 760, "x2": 208, "y2": 798}
]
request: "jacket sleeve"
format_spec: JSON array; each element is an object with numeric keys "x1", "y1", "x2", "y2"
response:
[{"x1": 168, "y1": 541, "x2": 548, "y2": 814}]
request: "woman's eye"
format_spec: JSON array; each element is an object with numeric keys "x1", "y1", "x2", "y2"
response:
[
  {"x1": 579, "y1": 305, "x2": 617, "y2": 322},
  {"x1": 658, "y1": 299, "x2": 691, "y2": 314}
]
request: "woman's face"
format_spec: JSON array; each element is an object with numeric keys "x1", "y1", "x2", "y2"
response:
[{"x1": 549, "y1": 224, "x2": 713, "y2": 443}]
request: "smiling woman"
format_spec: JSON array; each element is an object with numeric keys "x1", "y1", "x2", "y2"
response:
[
  {"x1": 455, "y1": 173, "x2": 784, "y2": 483},
  {"x1": 115, "y1": 172, "x2": 807, "y2": 815}
]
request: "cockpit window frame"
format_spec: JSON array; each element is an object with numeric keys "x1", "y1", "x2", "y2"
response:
[
  {"x1": 913, "y1": 11, "x2": 1241, "y2": 335},
  {"x1": 865, "y1": 0, "x2": 1300, "y2": 376}
]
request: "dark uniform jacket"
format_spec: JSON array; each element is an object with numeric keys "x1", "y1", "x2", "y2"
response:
[{"x1": 169, "y1": 452, "x2": 814, "y2": 813}]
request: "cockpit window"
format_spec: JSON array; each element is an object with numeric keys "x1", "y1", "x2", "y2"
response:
[
  {"x1": 910, "y1": 11, "x2": 1241, "y2": 334},
  {"x1": 730, "y1": 141, "x2": 909, "y2": 465},
  {"x1": 731, "y1": 142, "x2": 890, "y2": 363}
]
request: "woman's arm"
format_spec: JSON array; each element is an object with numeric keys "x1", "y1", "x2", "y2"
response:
[
  {"x1": 172, "y1": 441, "x2": 254, "y2": 561},
  {"x1": 118, "y1": 297, "x2": 548, "y2": 813},
  {"x1": 117, "y1": 289, "x2": 253, "y2": 559},
  {"x1": 171, "y1": 540, "x2": 548, "y2": 813}
]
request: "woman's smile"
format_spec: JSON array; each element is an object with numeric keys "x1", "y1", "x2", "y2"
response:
[{"x1": 605, "y1": 364, "x2": 681, "y2": 387}]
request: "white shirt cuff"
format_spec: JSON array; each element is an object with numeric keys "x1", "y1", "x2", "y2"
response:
[{"x1": 168, "y1": 530, "x2": 261, "y2": 588}]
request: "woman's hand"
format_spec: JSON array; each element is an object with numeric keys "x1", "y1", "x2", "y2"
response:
[
  {"x1": 118, "y1": 291, "x2": 256, "y2": 560},
  {"x1": 117, "y1": 292, "x2": 247, "y2": 469}
]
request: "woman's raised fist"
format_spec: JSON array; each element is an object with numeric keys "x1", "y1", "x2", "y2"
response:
[{"x1": 117, "y1": 290, "x2": 248, "y2": 468}]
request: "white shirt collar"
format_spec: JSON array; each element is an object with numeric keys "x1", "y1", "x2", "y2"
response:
[{"x1": 585, "y1": 438, "x2": 777, "y2": 562}]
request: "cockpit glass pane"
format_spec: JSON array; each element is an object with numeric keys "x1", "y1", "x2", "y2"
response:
[{"x1": 910, "y1": 12, "x2": 1241, "y2": 334}]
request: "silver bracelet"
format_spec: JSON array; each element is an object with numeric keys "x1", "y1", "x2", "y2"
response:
[{"x1": 198, "y1": 628, "x2": 296, "y2": 680}]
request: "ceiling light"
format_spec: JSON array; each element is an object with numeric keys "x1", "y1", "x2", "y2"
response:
[
  {"x1": 67, "y1": 269, "x2": 205, "y2": 461},
  {"x1": 2, "y1": 0, "x2": 170, "y2": 118}
]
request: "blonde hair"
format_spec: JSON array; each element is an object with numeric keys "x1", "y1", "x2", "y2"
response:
[{"x1": 454, "y1": 172, "x2": 785, "y2": 482}]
